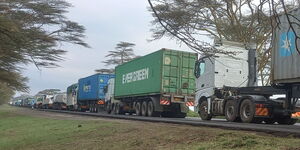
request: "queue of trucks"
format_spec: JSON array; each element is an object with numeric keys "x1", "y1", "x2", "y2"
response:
[
  {"x1": 13, "y1": 39, "x2": 300, "y2": 125},
  {"x1": 12, "y1": 9, "x2": 300, "y2": 125},
  {"x1": 26, "y1": 49, "x2": 196, "y2": 118}
]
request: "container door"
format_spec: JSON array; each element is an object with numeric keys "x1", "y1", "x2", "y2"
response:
[
  {"x1": 181, "y1": 52, "x2": 197, "y2": 94},
  {"x1": 162, "y1": 50, "x2": 196, "y2": 95},
  {"x1": 98, "y1": 75, "x2": 113, "y2": 100}
]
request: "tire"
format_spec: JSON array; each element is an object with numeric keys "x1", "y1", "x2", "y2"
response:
[
  {"x1": 239, "y1": 99, "x2": 255, "y2": 123},
  {"x1": 106, "y1": 102, "x2": 112, "y2": 114},
  {"x1": 92, "y1": 106, "x2": 95, "y2": 113},
  {"x1": 225, "y1": 100, "x2": 238, "y2": 122},
  {"x1": 147, "y1": 101, "x2": 159, "y2": 117},
  {"x1": 115, "y1": 103, "x2": 120, "y2": 115},
  {"x1": 141, "y1": 101, "x2": 148, "y2": 116},
  {"x1": 198, "y1": 100, "x2": 212, "y2": 120},
  {"x1": 277, "y1": 117, "x2": 298, "y2": 125},
  {"x1": 112, "y1": 104, "x2": 116, "y2": 114},
  {"x1": 135, "y1": 102, "x2": 142, "y2": 116}
]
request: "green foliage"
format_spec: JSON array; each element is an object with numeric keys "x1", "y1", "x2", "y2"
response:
[
  {"x1": 103, "y1": 41, "x2": 136, "y2": 66},
  {"x1": 0, "y1": 83, "x2": 15, "y2": 105},
  {"x1": 187, "y1": 110, "x2": 199, "y2": 117},
  {"x1": 0, "y1": 0, "x2": 89, "y2": 92},
  {"x1": 148, "y1": 0, "x2": 299, "y2": 85},
  {"x1": 95, "y1": 41, "x2": 136, "y2": 73}
]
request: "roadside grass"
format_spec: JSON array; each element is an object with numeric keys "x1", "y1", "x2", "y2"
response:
[
  {"x1": 187, "y1": 110, "x2": 226, "y2": 119},
  {"x1": 1, "y1": 105, "x2": 300, "y2": 150},
  {"x1": 0, "y1": 106, "x2": 116, "y2": 150},
  {"x1": 187, "y1": 110, "x2": 199, "y2": 117}
]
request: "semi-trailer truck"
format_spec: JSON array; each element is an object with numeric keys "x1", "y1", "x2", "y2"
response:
[
  {"x1": 195, "y1": 8, "x2": 300, "y2": 125},
  {"x1": 52, "y1": 93, "x2": 67, "y2": 110},
  {"x1": 77, "y1": 73, "x2": 115, "y2": 112},
  {"x1": 66, "y1": 83, "x2": 78, "y2": 110},
  {"x1": 42, "y1": 94, "x2": 54, "y2": 109},
  {"x1": 105, "y1": 49, "x2": 197, "y2": 118}
]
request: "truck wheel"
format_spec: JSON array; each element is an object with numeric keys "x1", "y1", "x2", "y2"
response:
[
  {"x1": 141, "y1": 101, "x2": 148, "y2": 116},
  {"x1": 277, "y1": 117, "x2": 298, "y2": 125},
  {"x1": 147, "y1": 101, "x2": 159, "y2": 117},
  {"x1": 115, "y1": 103, "x2": 120, "y2": 115},
  {"x1": 198, "y1": 100, "x2": 212, "y2": 120},
  {"x1": 239, "y1": 99, "x2": 255, "y2": 123},
  {"x1": 112, "y1": 104, "x2": 116, "y2": 114},
  {"x1": 106, "y1": 102, "x2": 112, "y2": 114},
  {"x1": 135, "y1": 102, "x2": 142, "y2": 116},
  {"x1": 225, "y1": 100, "x2": 238, "y2": 122}
]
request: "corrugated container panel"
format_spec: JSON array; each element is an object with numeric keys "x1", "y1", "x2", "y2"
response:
[
  {"x1": 78, "y1": 74, "x2": 115, "y2": 101},
  {"x1": 272, "y1": 8, "x2": 300, "y2": 84},
  {"x1": 114, "y1": 48, "x2": 197, "y2": 98}
]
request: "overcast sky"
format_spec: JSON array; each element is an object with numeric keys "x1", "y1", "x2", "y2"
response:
[{"x1": 20, "y1": 0, "x2": 209, "y2": 96}]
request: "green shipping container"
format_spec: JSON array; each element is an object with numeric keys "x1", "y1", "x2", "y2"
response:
[{"x1": 114, "y1": 49, "x2": 197, "y2": 98}]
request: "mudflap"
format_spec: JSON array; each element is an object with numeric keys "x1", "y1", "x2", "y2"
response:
[
  {"x1": 180, "y1": 103, "x2": 189, "y2": 113},
  {"x1": 151, "y1": 96, "x2": 163, "y2": 112}
]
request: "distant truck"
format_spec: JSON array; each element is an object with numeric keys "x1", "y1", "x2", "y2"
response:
[
  {"x1": 42, "y1": 95, "x2": 54, "y2": 109},
  {"x1": 52, "y1": 93, "x2": 67, "y2": 110},
  {"x1": 34, "y1": 95, "x2": 44, "y2": 109},
  {"x1": 66, "y1": 83, "x2": 78, "y2": 110},
  {"x1": 77, "y1": 74, "x2": 115, "y2": 112},
  {"x1": 105, "y1": 49, "x2": 196, "y2": 118},
  {"x1": 194, "y1": 38, "x2": 299, "y2": 124}
]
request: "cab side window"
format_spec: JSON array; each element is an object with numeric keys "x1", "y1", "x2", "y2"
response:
[
  {"x1": 199, "y1": 62, "x2": 205, "y2": 75},
  {"x1": 195, "y1": 60, "x2": 206, "y2": 78}
]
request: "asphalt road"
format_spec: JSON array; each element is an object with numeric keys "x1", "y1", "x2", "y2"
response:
[{"x1": 39, "y1": 109, "x2": 300, "y2": 137}]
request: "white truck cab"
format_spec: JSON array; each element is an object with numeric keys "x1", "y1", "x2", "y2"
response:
[{"x1": 194, "y1": 40, "x2": 251, "y2": 113}]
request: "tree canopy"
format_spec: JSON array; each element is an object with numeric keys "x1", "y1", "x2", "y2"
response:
[
  {"x1": 95, "y1": 41, "x2": 137, "y2": 73},
  {"x1": 148, "y1": 0, "x2": 300, "y2": 85},
  {"x1": 0, "y1": 0, "x2": 89, "y2": 104}
]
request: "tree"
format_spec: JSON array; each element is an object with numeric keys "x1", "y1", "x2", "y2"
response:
[
  {"x1": 147, "y1": 0, "x2": 299, "y2": 85},
  {"x1": 36, "y1": 89, "x2": 61, "y2": 95},
  {"x1": 0, "y1": 83, "x2": 15, "y2": 105},
  {"x1": 95, "y1": 42, "x2": 136, "y2": 73},
  {"x1": 0, "y1": 0, "x2": 89, "y2": 94}
]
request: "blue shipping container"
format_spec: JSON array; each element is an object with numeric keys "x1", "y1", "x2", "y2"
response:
[{"x1": 78, "y1": 74, "x2": 115, "y2": 101}]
